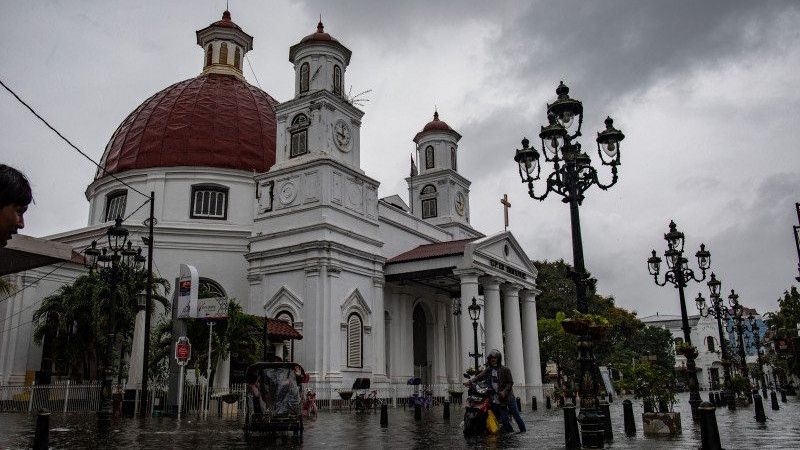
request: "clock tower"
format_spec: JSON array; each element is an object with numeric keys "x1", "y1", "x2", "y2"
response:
[{"x1": 407, "y1": 112, "x2": 478, "y2": 239}]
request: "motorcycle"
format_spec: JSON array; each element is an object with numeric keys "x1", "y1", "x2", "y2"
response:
[{"x1": 462, "y1": 378, "x2": 495, "y2": 436}]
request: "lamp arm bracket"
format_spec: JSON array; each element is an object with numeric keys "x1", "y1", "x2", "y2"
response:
[{"x1": 593, "y1": 165, "x2": 619, "y2": 191}]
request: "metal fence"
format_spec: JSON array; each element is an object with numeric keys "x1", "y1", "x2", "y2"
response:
[{"x1": 0, "y1": 382, "x2": 552, "y2": 417}]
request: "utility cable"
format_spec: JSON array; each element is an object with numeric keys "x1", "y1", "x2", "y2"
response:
[{"x1": 0, "y1": 77, "x2": 149, "y2": 199}]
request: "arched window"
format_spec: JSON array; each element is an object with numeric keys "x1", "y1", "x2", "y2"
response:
[
  {"x1": 219, "y1": 42, "x2": 228, "y2": 65},
  {"x1": 191, "y1": 184, "x2": 229, "y2": 219},
  {"x1": 299, "y1": 62, "x2": 310, "y2": 94},
  {"x1": 290, "y1": 114, "x2": 309, "y2": 158},
  {"x1": 276, "y1": 311, "x2": 295, "y2": 361},
  {"x1": 425, "y1": 145, "x2": 435, "y2": 169},
  {"x1": 233, "y1": 47, "x2": 241, "y2": 70},
  {"x1": 198, "y1": 278, "x2": 226, "y2": 298},
  {"x1": 451, "y1": 147, "x2": 457, "y2": 171},
  {"x1": 420, "y1": 184, "x2": 437, "y2": 219},
  {"x1": 707, "y1": 336, "x2": 716, "y2": 353},
  {"x1": 105, "y1": 190, "x2": 127, "y2": 222},
  {"x1": 333, "y1": 65, "x2": 342, "y2": 95},
  {"x1": 205, "y1": 44, "x2": 213, "y2": 67},
  {"x1": 347, "y1": 313, "x2": 363, "y2": 368}
]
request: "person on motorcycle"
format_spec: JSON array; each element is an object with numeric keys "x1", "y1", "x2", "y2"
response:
[{"x1": 465, "y1": 349, "x2": 514, "y2": 433}]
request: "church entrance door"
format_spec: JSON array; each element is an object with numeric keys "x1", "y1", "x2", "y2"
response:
[{"x1": 412, "y1": 304, "x2": 430, "y2": 384}]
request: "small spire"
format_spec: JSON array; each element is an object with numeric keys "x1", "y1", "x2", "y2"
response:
[
  {"x1": 222, "y1": 9, "x2": 231, "y2": 20},
  {"x1": 433, "y1": 110, "x2": 439, "y2": 121},
  {"x1": 317, "y1": 15, "x2": 324, "y2": 33}
]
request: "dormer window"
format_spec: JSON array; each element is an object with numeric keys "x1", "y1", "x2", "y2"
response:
[
  {"x1": 290, "y1": 114, "x2": 309, "y2": 158},
  {"x1": 425, "y1": 145, "x2": 435, "y2": 169},
  {"x1": 191, "y1": 184, "x2": 228, "y2": 219},
  {"x1": 219, "y1": 42, "x2": 228, "y2": 65},
  {"x1": 333, "y1": 65, "x2": 342, "y2": 95},
  {"x1": 105, "y1": 190, "x2": 127, "y2": 222},
  {"x1": 300, "y1": 63, "x2": 310, "y2": 94},
  {"x1": 420, "y1": 184, "x2": 437, "y2": 219}
]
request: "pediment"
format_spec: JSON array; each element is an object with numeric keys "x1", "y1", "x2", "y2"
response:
[
  {"x1": 265, "y1": 285, "x2": 304, "y2": 318},
  {"x1": 467, "y1": 231, "x2": 537, "y2": 278},
  {"x1": 340, "y1": 288, "x2": 372, "y2": 322}
]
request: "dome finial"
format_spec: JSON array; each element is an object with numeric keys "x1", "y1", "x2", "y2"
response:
[
  {"x1": 433, "y1": 108, "x2": 439, "y2": 121},
  {"x1": 317, "y1": 15, "x2": 324, "y2": 33}
]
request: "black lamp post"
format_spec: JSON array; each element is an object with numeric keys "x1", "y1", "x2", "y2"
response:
[
  {"x1": 514, "y1": 81, "x2": 623, "y2": 449},
  {"x1": 467, "y1": 297, "x2": 482, "y2": 372},
  {"x1": 83, "y1": 218, "x2": 144, "y2": 430},
  {"x1": 647, "y1": 220, "x2": 711, "y2": 421},
  {"x1": 695, "y1": 273, "x2": 735, "y2": 410},
  {"x1": 793, "y1": 202, "x2": 799, "y2": 282}
]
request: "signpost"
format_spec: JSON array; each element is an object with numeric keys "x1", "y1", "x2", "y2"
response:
[{"x1": 175, "y1": 337, "x2": 191, "y2": 419}]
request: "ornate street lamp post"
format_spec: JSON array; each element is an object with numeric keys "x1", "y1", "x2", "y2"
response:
[
  {"x1": 726, "y1": 290, "x2": 753, "y2": 404},
  {"x1": 695, "y1": 273, "x2": 735, "y2": 410},
  {"x1": 745, "y1": 313, "x2": 768, "y2": 398},
  {"x1": 514, "y1": 81, "x2": 623, "y2": 448},
  {"x1": 793, "y1": 202, "x2": 799, "y2": 282},
  {"x1": 467, "y1": 297, "x2": 482, "y2": 373},
  {"x1": 83, "y1": 218, "x2": 145, "y2": 430},
  {"x1": 647, "y1": 220, "x2": 711, "y2": 420}
]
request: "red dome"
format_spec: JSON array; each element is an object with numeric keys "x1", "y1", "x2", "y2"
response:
[
  {"x1": 300, "y1": 21, "x2": 339, "y2": 43},
  {"x1": 98, "y1": 74, "x2": 278, "y2": 179},
  {"x1": 421, "y1": 111, "x2": 452, "y2": 132},
  {"x1": 210, "y1": 10, "x2": 242, "y2": 30}
]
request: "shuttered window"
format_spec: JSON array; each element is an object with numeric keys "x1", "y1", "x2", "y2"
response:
[
  {"x1": 105, "y1": 191, "x2": 127, "y2": 222},
  {"x1": 425, "y1": 145, "x2": 434, "y2": 169},
  {"x1": 420, "y1": 184, "x2": 437, "y2": 219},
  {"x1": 300, "y1": 63, "x2": 310, "y2": 93},
  {"x1": 347, "y1": 313, "x2": 363, "y2": 368},
  {"x1": 290, "y1": 114, "x2": 309, "y2": 158},
  {"x1": 333, "y1": 65, "x2": 342, "y2": 95},
  {"x1": 219, "y1": 42, "x2": 228, "y2": 64},
  {"x1": 205, "y1": 45, "x2": 213, "y2": 67},
  {"x1": 234, "y1": 47, "x2": 241, "y2": 70},
  {"x1": 191, "y1": 185, "x2": 228, "y2": 219}
]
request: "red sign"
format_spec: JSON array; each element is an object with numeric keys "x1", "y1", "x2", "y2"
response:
[{"x1": 175, "y1": 337, "x2": 191, "y2": 365}]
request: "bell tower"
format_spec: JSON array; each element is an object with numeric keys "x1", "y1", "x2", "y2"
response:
[{"x1": 407, "y1": 111, "x2": 478, "y2": 239}]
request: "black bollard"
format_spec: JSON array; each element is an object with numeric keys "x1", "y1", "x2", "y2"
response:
[
  {"x1": 414, "y1": 404, "x2": 421, "y2": 421},
  {"x1": 516, "y1": 397, "x2": 522, "y2": 412},
  {"x1": 770, "y1": 391, "x2": 779, "y2": 411},
  {"x1": 623, "y1": 399, "x2": 636, "y2": 436},
  {"x1": 753, "y1": 394, "x2": 766, "y2": 423},
  {"x1": 532, "y1": 395, "x2": 538, "y2": 411},
  {"x1": 546, "y1": 396, "x2": 552, "y2": 409},
  {"x1": 380, "y1": 404, "x2": 388, "y2": 427},
  {"x1": 708, "y1": 392, "x2": 715, "y2": 405},
  {"x1": 443, "y1": 400, "x2": 450, "y2": 420},
  {"x1": 32, "y1": 409, "x2": 50, "y2": 450},
  {"x1": 780, "y1": 389, "x2": 787, "y2": 403},
  {"x1": 699, "y1": 402, "x2": 722, "y2": 450},
  {"x1": 563, "y1": 402, "x2": 581, "y2": 450},
  {"x1": 762, "y1": 386, "x2": 767, "y2": 400},
  {"x1": 600, "y1": 400, "x2": 613, "y2": 443},
  {"x1": 608, "y1": 393, "x2": 613, "y2": 403}
]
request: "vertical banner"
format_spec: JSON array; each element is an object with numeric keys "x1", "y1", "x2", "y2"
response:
[{"x1": 176, "y1": 264, "x2": 199, "y2": 318}]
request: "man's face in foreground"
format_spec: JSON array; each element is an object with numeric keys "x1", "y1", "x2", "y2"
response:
[{"x1": 0, "y1": 203, "x2": 26, "y2": 247}]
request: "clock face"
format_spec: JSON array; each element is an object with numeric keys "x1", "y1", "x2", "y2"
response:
[
  {"x1": 333, "y1": 120, "x2": 352, "y2": 152},
  {"x1": 455, "y1": 192, "x2": 465, "y2": 216}
]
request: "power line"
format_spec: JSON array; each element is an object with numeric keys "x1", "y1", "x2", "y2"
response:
[
  {"x1": 0, "y1": 77, "x2": 149, "y2": 199},
  {"x1": 0, "y1": 262, "x2": 67, "y2": 306},
  {"x1": 245, "y1": 54, "x2": 262, "y2": 90}
]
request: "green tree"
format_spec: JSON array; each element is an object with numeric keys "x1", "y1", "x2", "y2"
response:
[
  {"x1": 765, "y1": 286, "x2": 800, "y2": 378},
  {"x1": 32, "y1": 267, "x2": 169, "y2": 381},
  {"x1": 538, "y1": 312, "x2": 577, "y2": 391}
]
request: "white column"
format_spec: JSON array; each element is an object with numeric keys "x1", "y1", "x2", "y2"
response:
[
  {"x1": 214, "y1": 354, "x2": 230, "y2": 388},
  {"x1": 372, "y1": 278, "x2": 386, "y2": 379},
  {"x1": 126, "y1": 309, "x2": 146, "y2": 389},
  {"x1": 482, "y1": 278, "x2": 504, "y2": 358},
  {"x1": 502, "y1": 284, "x2": 525, "y2": 386},
  {"x1": 456, "y1": 271, "x2": 480, "y2": 375},
  {"x1": 521, "y1": 290, "x2": 543, "y2": 397}
]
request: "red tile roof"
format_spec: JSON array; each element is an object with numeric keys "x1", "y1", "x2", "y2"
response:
[
  {"x1": 386, "y1": 238, "x2": 476, "y2": 264},
  {"x1": 266, "y1": 318, "x2": 303, "y2": 340}
]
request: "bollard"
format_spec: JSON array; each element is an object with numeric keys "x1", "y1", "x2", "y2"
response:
[
  {"x1": 622, "y1": 399, "x2": 636, "y2": 436},
  {"x1": 414, "y1": 404, "x2": 421, "y2": 421},
  {"x1": 563, "y1": 402, "x2": 581, "y2": 449},
  {"x1": 380, "y1": 404, "x2": 388, "y2": 427},
  {"x1": 516, "y1": 397, "x2": 522, "y2": 412},
  {"x1": 746, "y1": 390, "x2": 753, "y2": 404},
  {"x1": 699, "y1": 402, "x2": 722, "y2": 450},
  {"x1": 753, "y1": 394, "x2": 766, "y2": 423},
  {"x1": 532, "y1": 395, "x2": 538, "y2": 411},
  {"x1": 443, "y1": 400, "x2": 450, "y2": 420},
  {"x1": 770, "y1": 391, "x2": 779, "y2": 411},
  {"x1": 32, "y1": 409, "x2": 50, "y2": 450},
  {"x1": 600, "y1": 400, "x2": 613, "y2": 443},
  {"x1": 762, "y1": 386, "x2": 767, "y2": 400},
  {"x1": 608, "y1": 393, "x2": 613, "y2": 403},
  {"x1": 708, "y1": 392, "x2": 715, "y2": 405},
  {"x1": 780, "y1": 389, "x2": 787, "y2": 403},
  {"x1": 546, "y1": 396, "x2": 552, "y2": 409}
]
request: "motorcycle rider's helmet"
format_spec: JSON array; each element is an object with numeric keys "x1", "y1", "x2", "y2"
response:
[{"x1": 486, "y1": 349, "x2": 502, "y2": 366}]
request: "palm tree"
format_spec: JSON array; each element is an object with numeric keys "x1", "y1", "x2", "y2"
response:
[{"x1": 32, "y1": 266, "x2": 169, "y2": 381}]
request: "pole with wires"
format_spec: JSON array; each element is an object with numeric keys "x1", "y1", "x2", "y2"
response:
[{"x1": 139, "y1": 192, "x2": 155, "y2": 419}]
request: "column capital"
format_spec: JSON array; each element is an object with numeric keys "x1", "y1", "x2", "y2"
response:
[
  {"x1": 454, "y1": 269, "x2": 483, "y2": 283},
  {"x1": 501, "y1": 283, "x2": 523, "y2": 295},
  {"x1": 479, "y1": 276, "x2": 503, "y2": 289}
]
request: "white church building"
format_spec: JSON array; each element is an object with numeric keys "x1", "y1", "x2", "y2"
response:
[{"x1": 0, "y1": 11, "x2": 543, "y2": 395}]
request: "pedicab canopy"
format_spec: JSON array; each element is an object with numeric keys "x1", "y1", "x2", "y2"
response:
[{"x1": 265, "y1": 317, "x2": 303, "y2": 341}]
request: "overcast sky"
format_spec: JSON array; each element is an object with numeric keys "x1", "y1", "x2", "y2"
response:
[{"x1": 2, "y1": 1, "x2": 799, "y2": 317}]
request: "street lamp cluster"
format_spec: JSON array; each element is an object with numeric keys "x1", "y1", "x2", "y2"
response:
[
  {"x1": 695, "y1": 273, "x2": 736, "y2": 410},
  {"x1": 515, "y1": 81, "x2": 624, "y2": 449},
  {"x1": 84, "y1": 218, "x2": 146, "y2": 429}
]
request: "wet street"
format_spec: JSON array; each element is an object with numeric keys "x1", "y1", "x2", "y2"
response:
[{"x1": 2, "y1": 393, "x2": 799, "y2": 449}]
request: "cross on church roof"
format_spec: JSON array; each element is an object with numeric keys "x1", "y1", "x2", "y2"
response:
[{"x1": 501, "y1": 194, "x2": 511, "y2": 231}]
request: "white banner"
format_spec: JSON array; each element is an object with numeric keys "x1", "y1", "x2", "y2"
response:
[{"x1": 176, "y1": 264, "x2": 199, "y2": 318}]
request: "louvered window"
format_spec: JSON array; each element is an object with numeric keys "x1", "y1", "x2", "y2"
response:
[
  {"x1": 290, "y1": 114, "x2": 309, "y2": 158},
  {"x1": 425, "y1": 145, "x2": 435, "y2": 169},
  {"x1": 347, "y1": 313, "x2": 363, "y2": 368},
  {"x1": 234, "y1": 47, "x2": 241, "y2": 70},
  {"x1": 333, "y1": 65, "x2": 342, "y2": 95},
  {"x1": 219, "y1": 43, "x2": 228, "y2": 64},
  {"x1": 191, "y1": 185, "x2": 228, "y2": 219},
  {"x1": 420, "y1": 184, "x2": 437, "y2": 219},
  {"x1": 205, "y1": 45, "x2": 213, "y2": 67},
  {"x1": 105, "y1": 191, "x2": 127, "y2": 222},
  {"x1": 300, "y1": 63, "x2": 310, "y2": 93},
  {"x1": 451, "y1": 147, "x2": 457, "y2": 171}
]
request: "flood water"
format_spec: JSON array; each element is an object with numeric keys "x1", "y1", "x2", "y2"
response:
[{"x1": 2, "y1": 393, "x2": 799, "y2": 449}]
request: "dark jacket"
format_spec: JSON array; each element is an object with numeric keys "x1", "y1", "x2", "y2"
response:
[{"x1": 471, "y1": 365, "x2": 513, "y2": 401}]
